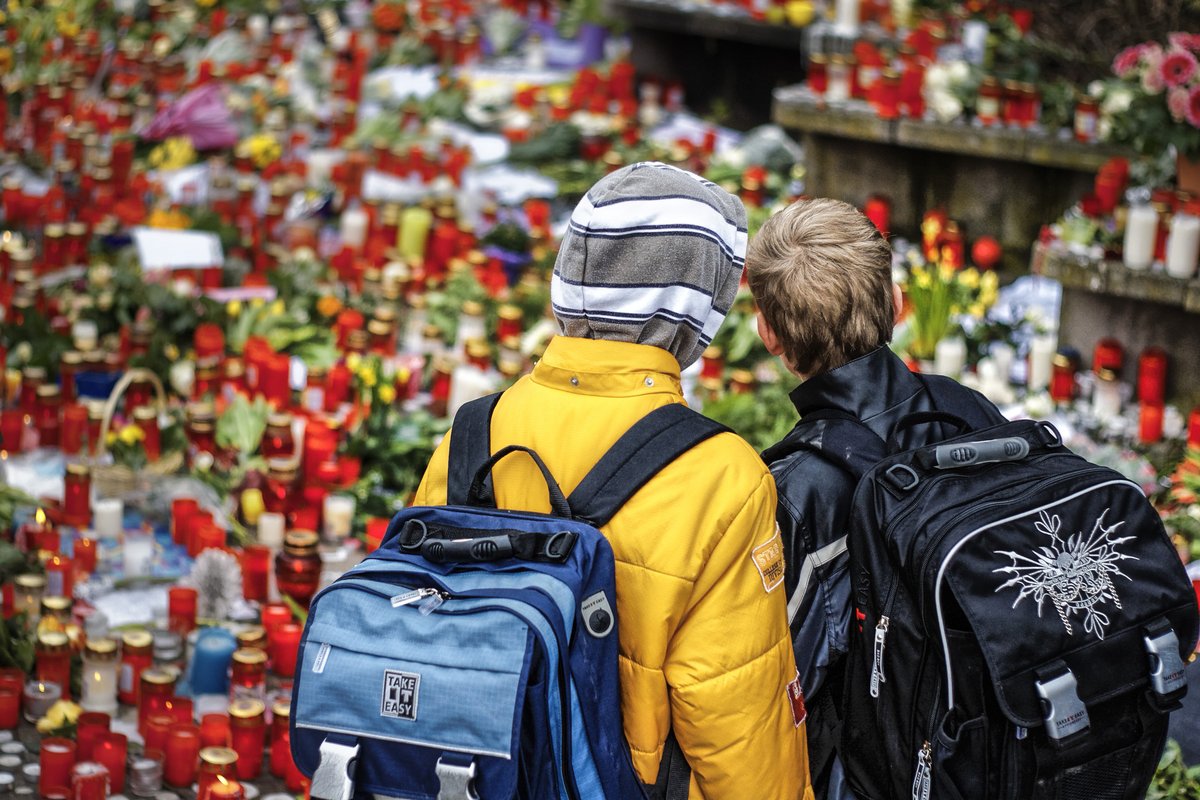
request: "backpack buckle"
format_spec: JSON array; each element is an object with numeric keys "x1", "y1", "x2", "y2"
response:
[
  {"x1": 309, "y1": 737, "x2": 360, "y2": 800},
  {"x1": 884, "y1": 463, "x2": 920, "y2": 491},
  {"x1": 1034, "y1": 665, "x2": 1090, "y2": 743},
  {"x1": 1145, "y1": 625, "x2": 1187, "y2": 699},
  {"x1": 436, "y1": 755, "x2": 480, "y2": 800}
]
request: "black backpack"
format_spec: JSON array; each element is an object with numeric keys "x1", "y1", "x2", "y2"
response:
[{"x1": 837, "y1": 411, "x2": 1199, "y2": 800}]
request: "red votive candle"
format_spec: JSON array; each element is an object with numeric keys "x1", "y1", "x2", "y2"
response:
[
  {"x1": 1139, "y1": 404, "x2": 1164, "y2": 444},
  {"x1": 145, "y1": 713, "x2": 174, "y2": 753},
  {"x1": 165, "y1": 723, "x2": 201, "y2": 787},
  {"x1": 75, "y1": 712, "x2": 110, "y2": 760},
  {"x1": 260, "y1": 603, "x2": 292, "y2": 637},
  {"x1": 1189, "y1": 407, "x2": 1200, "y2": 449},
  {"x1": 93, "y1": 733, "x2": 127, "y2": 794},
  {"x1": 1138, "y1": 346, "x2": 1168, "y2": 407},
  {"x1": 0, "y1": 409, "x2": 23, "y2": 454},
  {"x1": 0, "y1": 687, "x2": 18, "y2": 729},
  {"x1": 70, "y1": 761, "x2": 109, "y2": 800},
  {"x1": 200, "y1": 713, "x2": 232, "y2": 748},
  {"x1": 241, "y1": 545, "x2": 270, "y2": 602},
  {"x1": 165, "y1": 696, "x2": 194, "y2": 725},
  {"x1": 210, "y1": 777, "x2": 246, "y2": 800},
  {"x1": 40, "y1": 737, "x2": 77, "y2": 796},
  {"x1": 197, "y1": 748, "x2": 239, "y2": 800},
  {"x1": 168, "y1": 587, "x2": 198, "y2": 635},
  {"x1": 74, "y1": 537, "x2": 97, "y2": 575},
  {"x1": 187, "y1": 510, "x2": 215, "y2": 557},
  {"x1": 172, "y1": 498, "x2": 199, "y2": 547},
  {"x1": 229, "y1": 698, "x2": 266, "y2": 780},
  {"x1": 61, "y1": 403, "x2": 87, "y2": 455},
  {"x1": 196, "y1": 519, "x2": 226, "y2": 554},
  {"x1": 269, "y1": 623, "x2": 302, "y2": 678}
]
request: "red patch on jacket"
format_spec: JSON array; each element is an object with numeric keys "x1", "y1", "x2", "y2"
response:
[{"x1": 786, "y1": 672, "x2": 806, "y2": 727}]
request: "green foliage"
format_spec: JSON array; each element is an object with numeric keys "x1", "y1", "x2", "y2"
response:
[
  {"x1": 701, "y1": 376, "x2": 798, "y2": 453},
  {"x1": 1107, "y1": 90, "x2": 1200, "y2": 160},
  {"x1": 711, "y1": 294, "x2": 771, "y2": 368},
  {"x1": 1148, "y1": 740, "x2": 1200, "y2": 799},
  {"x1": 426, "y1": 269, "x2": 491, "y2": 345},
  {"x1": 216, "y1": 394, "x2": 271, "y2": 459},
  {"x1": 0, "y1": 614, "x2": 35, "y2": 674},
  {"x1": 480, "y1": 222, "x2": 531, "y2": 254},
  {"x1": 507, "y1": 123, "x2": 583, "y2": 164},
  {"x1": 347, "y1": 409, "x2": 451, "y2": 527}
]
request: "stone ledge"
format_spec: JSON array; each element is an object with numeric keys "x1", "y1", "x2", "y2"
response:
[
  {"x1": 1035, "y1": 242, "x2": 1200, "y2": 314},
  {"x1": 774, "y1": 87, "x2": 1134, "y2": 172},
  {"x1": 609, "y1": 0, "x2": 809, "y2": 49}
]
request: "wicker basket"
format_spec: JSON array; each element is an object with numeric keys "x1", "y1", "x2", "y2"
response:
[{"x1": 92, "y1": 368, "x2": 184, "y2": 497}]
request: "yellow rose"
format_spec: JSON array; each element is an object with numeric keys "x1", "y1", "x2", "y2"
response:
[
  {"x1": 119, "y1": 424, "x2": 145, "y2": 446},
  {"x1": 106, "y1": 432, "x2": 118, "y2": 446},
  {"x1": 227, "y1": 299, "x2": 242, "y2": 317},
  {"x1": 378, "y1": 384, "x2": 397, "y2": 405}
]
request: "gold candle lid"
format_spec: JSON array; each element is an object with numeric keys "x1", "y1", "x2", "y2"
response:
[
  {"x1": 199, "y1": 746, "x2": 239, "y2": 767},
  {"x1": 122, "y1": 629, "x2": 153, "y2": 652},
  {"x1": 84, "y1": 637, "x2": 119, "y2": 661},
  {"x1": 231, "y1": 648, "x2": 267, "y2": 667}
]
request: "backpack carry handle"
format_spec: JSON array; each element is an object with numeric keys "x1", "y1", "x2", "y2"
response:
[
  {"x1": 467, "y1": 444, "x2": 573, "y2": 518},
  {"x1": 887, "y1": 411, "x2": 972, "y2": 452}
]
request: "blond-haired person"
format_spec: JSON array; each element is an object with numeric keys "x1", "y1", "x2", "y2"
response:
[{"x1": 747, "y1": 198, "x2": 1006, "y2": 799}]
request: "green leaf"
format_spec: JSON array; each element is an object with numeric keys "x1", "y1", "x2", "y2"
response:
[{"x1": 215, "y1": 395, "x2": 271, "y2": 456}]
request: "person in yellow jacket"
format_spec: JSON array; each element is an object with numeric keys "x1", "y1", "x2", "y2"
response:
[{"x1": 414, "y1": 162, "x2": 813, "y2": 800}]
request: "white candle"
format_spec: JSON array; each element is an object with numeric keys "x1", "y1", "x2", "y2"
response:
[
  {"x1": 835, "y1": 0, "x2": 861, "y2": 32},
  {"x1": 991, "y1": 343, "x2": 1015, "y2": 384},
  {"x1": 934, "y1": 337, "x2": 967, "y2": 380},
  {"x1": 257, "y1": 512, "x2": 285, "y2": 550},
  {"x1": 340, "y1": 206, "x2": 369, "y2": 251},
  {"x1": 72, "y1": 320, "x2": 98, "y2": 352},
  {"x1": 322, "y1": 495, "x2": 356, "y2": 545},
  {"x1": 122, "y1": 532, "x2": 154, "y2": 578},
  {"x1": 1092, "y1": 369, "x2": 1122, "y2": 420},
  {"x1": 448, "y1": 364, "x2": 501, "y2": 418},
  {"x1": 22, "y1": 681, "x2": 61, "y2": 723},
  {"x1": 1123, "y1": 205, "x2": 1158, "y2": 271},
  {"x1": 247, "y1": 14, "x2": 269, "y2": 41},
  {"x1": 93, "y1": 498, "x2": 123, "y2": 540},
  {"x1": 306, "y1": 149, "x2": 344, "y2": 188},
  {"x1": 1027, "y1": 334, "x2": 1056, "y2": 392},
  {"x1": 1166, "y1": 213, "x2": 1200, "y2": 279},
  {"x1": 80, "y1": 642, "x2": 119, "y2": 714}
]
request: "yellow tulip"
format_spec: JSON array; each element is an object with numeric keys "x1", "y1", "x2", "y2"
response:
[
  {"x1": 958, "y1": 268, "x2": 980, "y2": 290},
  {"x1": 119, "y1": 425, "x2": 145, "y2": 446},
  {"x1": 346, "y1": 353, "x2": 362, "y2": 373},
  {"x1": 378, "y1": 384, "x2": 397, "y2": 405},
  {"x1": 241, "y1": 488, "x2": 265, "y2": 525},
  {"x1": 227, "y1": 299, "x2": 243, "y2": 317},
  {"x1": 269, "y1": 300, "x2": 286, "y2": 317},
  {"x1": 250, "y1": 297, "x2": 266, "y2": 309},
  {"x1": 359, "y1": 368, "x2": 377, "y2": 388}
]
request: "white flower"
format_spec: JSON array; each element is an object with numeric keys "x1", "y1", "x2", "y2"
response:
[
  {"x1": 1098, "y1": 117, "x2": 1113, "y2": 142},
  {"x1": 930, "y1": 92, "x2": 963, "y2": 123},
  {"x1": 946, "y1": 60, "x2": 971, "y2": 85},
  {"x1": 1102, "y1": 88, "x2": 1133, "y2": 116},
  {"x1": 1089, "y1": 80, "x2": 1106, "y2": 98},
  {"x1": 924, "y1": 65, "x2": 950, "y2": 93},
  {"x1": 11, "y1": 342, "x2": 31, "y2": 364},
  {"x1": 169, "y1": 360, "x2": 195, "y2": 397},
  {"x1": 171, "y1": 278, "x2": 194, "y2": 298}
]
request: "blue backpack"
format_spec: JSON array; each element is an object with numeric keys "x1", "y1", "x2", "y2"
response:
[{"x1": 291, "y1": 393, "x2": 724, "y2": 800}]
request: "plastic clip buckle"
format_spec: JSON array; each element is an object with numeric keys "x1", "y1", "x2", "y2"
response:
[
  {"x1": 436, "y1": 757, "x2": 480, "y2": 800},
  {"x1": 1145, "y1": 627, "x2": 1187, "y2": 698},
  {"x1": 1035, "y1": 667, "x2": 1090, "y2": 742},
  {"x1": 309, "y1": 738, "x2": 361, "y2": 800}
]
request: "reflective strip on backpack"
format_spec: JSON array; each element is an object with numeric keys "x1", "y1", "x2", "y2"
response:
[{"x1": 787, "y1": 535, "x2": 849, "y2": 624}]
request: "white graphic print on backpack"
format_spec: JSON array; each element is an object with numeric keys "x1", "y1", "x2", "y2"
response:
[{"x1": 993, "y1": 509, "x2": 1138, "y2": 639}]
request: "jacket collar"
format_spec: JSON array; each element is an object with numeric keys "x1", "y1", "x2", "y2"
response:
[
  {"x1": 532, "y1": 336, "x2": 683, "y2": 398},
  {"x1": 789, "y1": 346, "x2": 920, "y2": 423}
]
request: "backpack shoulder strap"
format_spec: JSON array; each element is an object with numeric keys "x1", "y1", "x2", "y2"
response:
[
  {"x1": 761, "y1": 408, "x2": 886, "y2": 481},
  {"x1": 446, "y1": 392, "x2": 504, "y2": 506},
  {"x1": 568, "y1": 404, "x2": 729, "y2": 528}
]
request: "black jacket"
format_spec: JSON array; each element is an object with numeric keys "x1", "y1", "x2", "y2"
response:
[{"x1": 762, "y1": 346, "x2": 1006, "y2": 792}]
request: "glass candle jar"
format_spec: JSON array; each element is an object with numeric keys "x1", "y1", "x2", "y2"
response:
[
  {"x1": 119, "y1": 630, "x2": 154, "y2": 706},
  {"x1": 63, "y1": 462, "x2": 91, "y2": 528},
  {"x1": 76, "y1": 711, "x2": 111, "y2": 761},
  {"x1": 71, "y1": 761, "x2": 110, "y2": 800},
  {"x1": 269, "y1": 699, "x2": 291, "y2": 777},
  {"x1": 264, "y1": 460, "x2": 298, "y2": 518},
  {"x1": 269, "y1": 622, "x2": 303, "y2": 679},
  {"x1": 197, "y1": 747, "x2": 239, "y2": 799},
  {"x1": 200, "y1": 713, "x2": 231, "y2": 749},
  {"x1": 133, "y1": 405, "x2": 161, "y2": 462},
  {"x1": 240, "y1": 546, "x2": 271, "y2": 603},
  {"x1": 166, "y1": 586, "x2": 197, "y2": 636},
  {"x1": 0, "y1": 686, "x2": 18, "y2": 729},
  {"x1": 74, "y1": 537, "x2": 97, "y2": 575},
  {"x1": 229, "y1": 648, "x2": 267, "y2": 702},
  {"x1": 1138, "y1": 346, "x2": 1168, "y2": 407},
  {"x1": 45, "y1": 550, "x2": 73, "y2": 599},
  {"x1": 39, "y1": 737, "x2": 76, "y2": 797},
  {"x1": 13, "y1": 573, "x2": 46, "y2": 620},
  {"x1": 35, "y1": 383, "x2": 62, "y2": 448},
  {"x1": 80, "y1": 638, "x2": 119, "y2": 714},
  {"x1": 61, "y1": 402, "x2": 87, "y2": 455},
  {"x1": 261, "y1": 413, "x2": 295, "y2": 460},
  {"x1": 275, "y1": 531, "x2": 321, "y2": 609},
  {"x1": 228, "y1": 698, "x2": 266, "y2": 780},
  {"x1": 165, "y1": 723, "x2": 201, "y2": 787},
  {"x1": 40, "y1": 595, "x2": 71, "y2": 629},
  {"x1": 1092, "y1": 368, "x2": 1122, "y2": 421},
  {"x1": 36, "y1": 631, "x2": 72, "y2": 698},
  {"x1": 236, "y1": 626, "x2": 267, "y2": 652},
  {"x1": 93, "y1": 733, "x2": 127, "y2": 794},
  {"x1": 59, "y1": 351, "x2": 83, "y2": 402},
  {"x1": 977, "y1": 76, "x2": 1002, "y2": 126}
]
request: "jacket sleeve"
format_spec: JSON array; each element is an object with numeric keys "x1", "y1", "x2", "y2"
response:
[
  {"x1": 665, "y1": 472, "x2": 814, "y2": 800},
  {"x1": 411, "y1": 430, "x2": 452, "y2": 506}
]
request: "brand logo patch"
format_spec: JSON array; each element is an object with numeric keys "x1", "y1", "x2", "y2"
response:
[
  {"x1": 381, "y1": 670, "x2": 420, "y2": 721},
  {"x1": 786, "y1": 671, "x2": 806, "y2": 727},
  {"x1": 752, "y1": 528, "x2": 785, "y2": 593},
  {"x1": 993, "y1": 509, "x2": 1138, "y2": 639}
]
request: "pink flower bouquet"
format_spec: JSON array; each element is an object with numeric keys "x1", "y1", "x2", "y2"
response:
[{"x1": 1104, "y1": 33, "x2": 1200, "y2": 161}]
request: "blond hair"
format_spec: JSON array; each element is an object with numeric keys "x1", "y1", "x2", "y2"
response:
[{"x1": 747, "y1": 198, "x2": 894, "y2": 377}]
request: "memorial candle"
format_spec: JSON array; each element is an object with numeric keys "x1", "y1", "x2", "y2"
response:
[
  {"x1": 93, "y1": 498, "x2": 123, "y2": 540},
  {"x1": 1124, "y1": 205, "x2": 1158, "y2": 271},
  {"x1": 165, "y1": 723, "x2": 201, "y2": 787},
  {"x1": 24, "y1": 680, "x2": 61, "y2": 722},
  {"x1": 0, "y1": 687, "x2": 17, "y2": 729},
  {"x1": 197, "y1": 748, "x2": 239, "y2": 800},
  {"x1": 241, "y1": 545, "x2": 270, "y2": 602},
  {"x1": 36, "y1": 632, "x2": 72, "y2": 698},
  {"x1": 168, "y1": 586, "x2": 198, "y2": 635},
  {"x1": 119, "y1": 630, "x2": 153, "y2": 706},
  {"x1": 270, "y1": 700, "x2": 291, "y2": 777},
  {"x1": 1027, "y1": 334, "x2": 1055, "y2": 392},
  {"x1": 1189, "y1": 407, "x2": 1200, "y2": 448},
  {"x1": 1167, "y1": 212, "x2": 1200, "y2": 279},
  {"x1": 191, "y1": 628, "x2": 237, "y2": 696},
  {"x1": 63, "y1": 463, "x2": 91, "y2": 528},
  {"x1": 75, "y1": 712, "x2": 111, "y2": 761},
  {"x1": 228, "y1": 698, "x2": 266, "y2": 780},
  {"x1": 92, "y1": 733, "x2": 127, "y2": 794},
  {"x1": 200, "y1": 713, "x2": 232, "y2": 748},
  {"x1": 74, "y1": 537, "x2": 96, "y2": 575},
  {"x1": 1140, "y1": 404, "x2": 1164, "y2": 444},
  {"x1": 1138, "y1": 347, "x2": 1168, "y2": 407},
  {"x1": 79, "y1": 638, "x2": 118, "y2": 714},
  {"x1": 39, "y1": 737, "x2": 77, "y2": 797},
  {"x1": 71, "y1": 761, "x2": 109, "y2": 800}
]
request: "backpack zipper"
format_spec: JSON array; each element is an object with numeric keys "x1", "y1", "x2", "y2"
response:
[
  {"x1": 911, "y1": 741, "x2": 931, "y2": 800},
  {"x1": 390, "y1": 587, "x2": 449, "y2": 614},
  {"x1": 870, "y1": 616, "x2": 889, "y2": 698}
]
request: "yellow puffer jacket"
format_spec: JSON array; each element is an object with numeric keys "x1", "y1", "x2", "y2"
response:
[{"x1": 414, "y1": 337, "x2": 813, "y2": 800}]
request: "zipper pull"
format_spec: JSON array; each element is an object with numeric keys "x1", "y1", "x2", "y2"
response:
[
  {"x1": 417, "y1": 591, "x2": 447, "y2": 616},
  {"x1": 391, "y1": 588, "x2": 439, "y2": 608},
  {"x1": 911, "y1": 741, "x2": 932, "y2": 800},
  {"x1": 870, "y1": 616, "x2": 889, "y2": 699}
]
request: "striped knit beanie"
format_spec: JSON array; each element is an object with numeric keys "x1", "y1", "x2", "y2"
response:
[{"x1": 550, "y1": 162, "x2": 748, "y2": 370}]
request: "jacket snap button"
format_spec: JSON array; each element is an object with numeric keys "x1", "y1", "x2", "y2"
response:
[
  {"x1": 644, "y1": 377, "x2": 654, "y2": 386},
  {"x1": 570, "y1": 376, "x2": 579, "y2": 386}
]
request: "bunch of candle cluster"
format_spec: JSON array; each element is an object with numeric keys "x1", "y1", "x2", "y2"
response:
[{"x1": 1049, "y1": 158, "x2": 1200, "y2": 281}]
